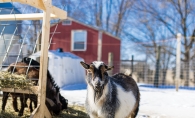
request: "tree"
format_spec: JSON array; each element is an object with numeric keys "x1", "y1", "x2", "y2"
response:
[{"x1": 131, "y1": 0, "x2": 195, "y2": 86}]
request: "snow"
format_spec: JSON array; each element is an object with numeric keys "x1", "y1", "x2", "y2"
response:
[{"x1": 60, "y1": 83, "x2": 195, "y2": 118}]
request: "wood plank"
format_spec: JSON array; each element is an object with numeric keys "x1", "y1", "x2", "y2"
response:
[
  {"x1": 51, "y1": 6, "x2": 67, "y2": 19},
  {"x1": 0, "y1": 0, "x2": 67, "y2": 19},
  {"x1": 44, "y1": 103, "x2": 51, "y2": 118},
  {"x1": 0, "y1": 86, "x2": 38, "y2": 94},
  {"x1": 37, "y1": 0, "x2": 51, "y2": 117},
  {"x1": 30, "y1": 103, "x2": 51, "y2": 118},
  {"x1": 0, "y1": 13, "x2": 57, "y2": 21},
  {"x1": 29, "y1": 104, "x2": 40, "y2": 118}
]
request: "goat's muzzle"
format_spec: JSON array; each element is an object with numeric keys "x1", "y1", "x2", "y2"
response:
[
  {"x1": 95, "y1": 86, "x2": 101, "y2": 92},
  {"x1": 94, "y1": 82, "x2": 102, "y2": 91}
]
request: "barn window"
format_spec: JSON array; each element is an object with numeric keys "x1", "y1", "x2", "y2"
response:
[
  {"x1": 62, "y1": 20, "x2": 72, "y2": 25},
  {"x1": 71, "y1": 30, "x2": 87, "y2": 51}
]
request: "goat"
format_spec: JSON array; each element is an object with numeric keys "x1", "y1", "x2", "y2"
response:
[
  {"x1": 80, "y1": 61, "x2": 140, "y2": 118},
  {"x1": 21, "y1": 57, "x2": 68, "y2": 112},
  {"x1": 2, "y1": 62, "x2": 40, "y2": 116}
]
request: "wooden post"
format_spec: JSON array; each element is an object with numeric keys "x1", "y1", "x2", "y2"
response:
[
  {"x1": 38, "y1": 0, "x2": 52, "y2": 117},
  {"x1": 176, "y1": 33, "x2": 181, "y2": 91},
  {"x1": 144, "y1": 55, "x2": 148, "y2": 83},
  {"x1": 108, "y1": 52, "x2": 113, "y2": 75},
  {"x1": 36, "y1": 33, "x2": 42, "y2": 52},
  {"x1": 97, "y1": 30, "x2": 102, "y2": 61},
  {"x1": 154, "y1": 46, "x2": 161, "y2": 87},
  {"x1": 131, "y1": 55, "x2": 134, "y2": 75},
  {"x1": 0, "y1": 0, "x2": 67, "y2": 117}
]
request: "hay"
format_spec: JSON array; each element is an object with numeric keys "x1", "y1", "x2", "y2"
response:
[{"x1": 0, "y1": 71, "x2": 35, "y2": 89}]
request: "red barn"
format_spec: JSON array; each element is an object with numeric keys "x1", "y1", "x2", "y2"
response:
[{"x1": 49, "y1": 18, "x2": 121, "y2": 73}]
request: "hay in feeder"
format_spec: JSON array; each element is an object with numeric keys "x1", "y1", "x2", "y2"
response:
[{"x1": 0, "y1": 71, "x2": 35, "y2": 89}]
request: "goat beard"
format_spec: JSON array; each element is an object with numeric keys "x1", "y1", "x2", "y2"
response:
[{"x1": 94, "y1": 86, "x2": 104, "y2": 103}]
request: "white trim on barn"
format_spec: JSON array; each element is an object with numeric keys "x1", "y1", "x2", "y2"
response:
[{"x1": 71, "y1": 30, "x2": 87, "y2": 51}]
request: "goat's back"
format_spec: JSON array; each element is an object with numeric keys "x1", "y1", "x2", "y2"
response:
[
  {"x1": 112, "y1": 73, "x2": 139, "y2": 97},
  {"x1": 7, "y1": 62, "x2": 39, "y2": 79}
]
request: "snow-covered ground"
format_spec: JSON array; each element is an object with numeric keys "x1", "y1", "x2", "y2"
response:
[{"x1": 60, "y1": 83, "x2": 195, "y2": 118}]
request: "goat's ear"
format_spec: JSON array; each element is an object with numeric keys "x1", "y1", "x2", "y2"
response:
[
  {"x1": 105, "y1": 65, "x2": 114, "y2": 71},
  {"x1": 80, "y1": 61, "x2": 90, "y2": 69}
]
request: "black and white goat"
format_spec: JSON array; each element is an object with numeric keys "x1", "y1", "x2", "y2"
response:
[{"x1": 80, "y1": 61, "x2": 140, "y2": 118}]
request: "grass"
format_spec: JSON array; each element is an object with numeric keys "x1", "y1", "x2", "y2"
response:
[
  {"x1": 53, "y1": 105, "x2": 89, "y2": 118},
  {"x1": 0, "y1": 95, "x2": 89, "y2": 118}
]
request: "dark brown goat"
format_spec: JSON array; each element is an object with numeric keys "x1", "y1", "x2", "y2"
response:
[
  {"x1": 21, "y1": 57, "x2": 68, "y2": 113},
  {"x1": 1, "y1": 61, "x2": 66, "y2": 116},
  {"x1": 2, "y1": 62, "x2": 39, "y2": 116}
]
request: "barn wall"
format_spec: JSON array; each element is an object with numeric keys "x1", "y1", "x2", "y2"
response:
[
  {"x1": 50, "y1": 21, "x2": 99, "y2": 63},
  {"x1": 50, "y1": 20, "x2": 121, "y2": 73},
  {"x1": 101, "y1": 33, "x2": 121, "y2": 74}
]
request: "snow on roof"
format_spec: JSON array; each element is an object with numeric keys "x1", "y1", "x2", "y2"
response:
[
  {"x1": 30, "y1": 50, "x2": 83, "y2": 60},
  {"x1": 50, "y1": 50, "x2": 82, "y2": 59}
]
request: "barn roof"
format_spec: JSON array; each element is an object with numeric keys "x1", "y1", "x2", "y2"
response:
[
  {"x1": 0, "y1": 2, "x2": 21, "y2": 14},
  {"x1": 51, "y1": 17, "x2": 120, "y2": 41}
]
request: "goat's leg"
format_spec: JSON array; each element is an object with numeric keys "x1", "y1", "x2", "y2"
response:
[
  {"x1": 24, "y1": 97, "x2": 28, "y2": 108},
  {"x1": 29, "y1": 99, "x2": 33, "y2": 112},
  {"x1": 2, "y1": 92, "x2": 9, "y2": 111},
  {"x1": 18, "y1": 96, "x2": 25, "y2": 116},
  {"x1": 12, "y1": 95, "x2": 19, "y2": 112},
  {"x1": 33, "y1": 96, "x2": 38, "y2": 109},
  {"x1": 29, "y1": 95, "x2": 37, "y2": 112}
]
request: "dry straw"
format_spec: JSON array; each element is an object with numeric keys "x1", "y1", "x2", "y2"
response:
[{"x1": 0, "y1": 71, "x2": 35, "y2": 89}]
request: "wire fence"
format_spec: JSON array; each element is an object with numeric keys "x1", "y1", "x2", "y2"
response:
[
  {"x1": 84, "y1": 58, "x2": 195, "y2": 91},
  {"x1": 120, "y1": 60, "x2": 195, "y2": 90}
]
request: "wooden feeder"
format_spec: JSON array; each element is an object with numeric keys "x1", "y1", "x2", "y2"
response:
[{"x1": 0, "y1": 0, "x2": 67, "y2": 117}]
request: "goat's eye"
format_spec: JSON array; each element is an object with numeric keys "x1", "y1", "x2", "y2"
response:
[{"x1": 87, "y1": 69, "x2": 93, "y2": 73}]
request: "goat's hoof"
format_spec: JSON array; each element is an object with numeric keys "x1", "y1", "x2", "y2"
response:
[
  {"x1": 18, "y1": 113, "x2": 23, "y2": 116},
  {"x1": 1, "y1": 110, "x2": 5, "y2": 113},
  {"x1": 15, "y1": 109, "x2": 19, "y2": 112}
]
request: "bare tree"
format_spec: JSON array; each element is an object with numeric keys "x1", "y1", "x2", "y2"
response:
[
  {"x1": 132, "y1": 0, "x2": 195, "y2": 86},
  {"x1": 106, "y1": 0, "x2": 112, "y2": 31}
]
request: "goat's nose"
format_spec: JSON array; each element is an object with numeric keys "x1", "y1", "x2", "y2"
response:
[{"x1": 95, "y1": 82, "x2": 100, "y2": 87}]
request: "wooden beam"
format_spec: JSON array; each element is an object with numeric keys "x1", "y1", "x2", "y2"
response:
[
  {"x1": 30, "y1": 103, "x2": 51, "y2": 118},
  {"x1": 44, "y1": 103, "x2": 51, "y2": 118},
  {"x1": 0, "y1": 13, "x2": 58, "y2": 21},
  {"x1": 37, "y1": 0, "x2": 51, "y2": 117},
  {"x1": 0, "y1": 0, "x2": 67, "y2": 19},
  {"x1": 0, "y1": 86, "x2": 38, "y2": 94},
  {"x1": 51, "y1": 6, "x2": 67, "y2": 19},
  {"x1": 29, "y1": 104, "x2": 40, "y2": 118}
]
